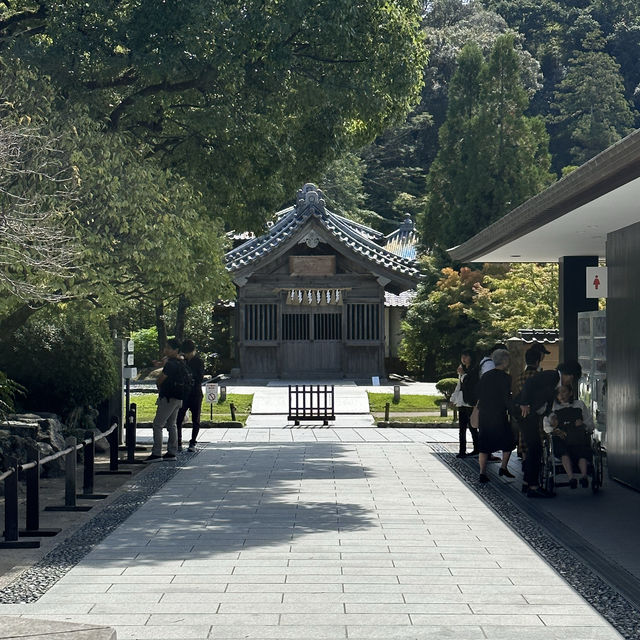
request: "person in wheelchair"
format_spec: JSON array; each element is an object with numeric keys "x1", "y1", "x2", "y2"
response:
[{"x1": 547, "y1": 384, "x2": 595, "y2": 489}]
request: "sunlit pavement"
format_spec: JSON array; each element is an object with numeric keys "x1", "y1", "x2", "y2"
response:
[{"x1": 0, "y1": 427, "x2": 622, "y2": 640}]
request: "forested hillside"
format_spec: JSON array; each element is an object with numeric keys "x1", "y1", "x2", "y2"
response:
[{"x1": 324, "y1": 0, "x2": 638, "y2": 250}]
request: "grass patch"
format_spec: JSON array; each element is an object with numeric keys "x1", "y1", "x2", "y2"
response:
[
  {"x1": 379, "y1": 415, "x2": 457, "y2": 424},
  {"x1": 368, "y1": 392, "x2": 443, "y2": 412},
  {"x1": 131, "y1": 393, "x2": 253, "y2": 424}
]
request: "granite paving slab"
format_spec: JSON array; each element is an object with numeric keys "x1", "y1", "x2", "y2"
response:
[{"x1": 0, "y1": 435, "x2": 626, "y2": 640}]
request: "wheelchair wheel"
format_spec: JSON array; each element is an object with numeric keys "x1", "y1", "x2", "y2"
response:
[
  {"x1": 591, "y1": 440, "x2": 604, "y2": 493},
  {"x1": 540, "y1": 435, "x2": 556, "y2": 493}
]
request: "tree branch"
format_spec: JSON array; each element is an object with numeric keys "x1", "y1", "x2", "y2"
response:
[
  {"x1": 108, "y1": 75, "x2": 209, "y2": 129},
  {"x1": 0, "y1": 4, "x2": 46, "y2": 33}
]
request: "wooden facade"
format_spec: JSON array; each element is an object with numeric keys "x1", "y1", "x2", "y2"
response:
[{"x1": 225, "y1": 184, "x2": 420, "y2": 379}]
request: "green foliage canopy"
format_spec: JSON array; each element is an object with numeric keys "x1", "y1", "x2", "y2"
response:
[{"x1": 1, "y1": 0, "x2": 428, "y2": 230}]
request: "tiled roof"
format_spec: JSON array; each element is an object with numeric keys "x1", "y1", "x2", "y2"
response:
[
  {"x1": 225, "y1": 184, "x2": 420, "y2": 279},
  {"x1": 383, "y1": 213, "x2": 418, "y2": 260},
  {"x1": 517, "y1": 329, "x2": 560, "y2": 344}
]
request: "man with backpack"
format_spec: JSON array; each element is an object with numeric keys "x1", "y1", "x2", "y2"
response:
[
  {"x1": 146, "y1": 338, "x2": 192, "y2": 462},
  {"x1": 176, "y1": 339, "x2": 205, "y2": 452}
]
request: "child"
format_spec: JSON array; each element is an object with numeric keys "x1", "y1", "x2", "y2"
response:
[{"x1": 548, "y1": 384, "x2": 595, "y2": 488}]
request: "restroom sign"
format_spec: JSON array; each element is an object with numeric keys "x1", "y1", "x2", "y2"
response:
[{"x1": 586, "y1": 267, "x2": 607, "y2": 298}]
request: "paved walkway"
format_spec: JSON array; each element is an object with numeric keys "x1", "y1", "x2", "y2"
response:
[{"x1": 0, "y1": 430, "x2": 622, "y2": 640}]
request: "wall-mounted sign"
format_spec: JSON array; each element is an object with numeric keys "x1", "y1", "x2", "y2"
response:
[
  {"x1": 586, "y1": 266, "x2": 607, "y2": 298},
  {"x1": 289, "y1": 255, "x2": 336, "y2": 276}
]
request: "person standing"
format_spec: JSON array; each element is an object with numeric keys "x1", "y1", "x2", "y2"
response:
[
  {"x1": 177, "y1": 339, "x2": 205, "y2": 452},
  {"x1": 454, "y1": 350, "x2": 479, "y2": 458},
  {"x1": 146, "y1": 338, "x2": 187, "y2": 462},
  {"x1": 476, "y1": 349, "x2": 516, "y2": 483},
  {"x1": 515, "y1": 360, "x2": 583, "y2": 497}
]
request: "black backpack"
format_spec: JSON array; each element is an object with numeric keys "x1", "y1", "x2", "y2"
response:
[
  {"x1": 165, "y1": 359, "x2": 194, "y2": 401},
  {"x1": 460, "y1": 366, "x2": 479, "y2": 405}
]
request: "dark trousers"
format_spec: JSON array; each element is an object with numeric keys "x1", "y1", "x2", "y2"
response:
[
  {"x1": 177, "y1": 394, "x2": 202, "y2": 446},
  {"x1": 458, "y1": 406, "x2": 478, "y2": 454},
  {"x1": 520, "y1": 413, "x2": 542, "y2": 486}
]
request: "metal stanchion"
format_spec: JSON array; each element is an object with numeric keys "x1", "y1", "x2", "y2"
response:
[
  {"x1": 385, "y1": 402, "x2": 390, "y2": 422},
  {"x1": 96, "y1": 419, "x2": 131, "y2": 475},
  {"x1": 20, "y1": 447, "x2": 61, "y2": 537},
  {"x1": 45, "y1": 438, "x2": 92, "y2": 512},
  {"x1": 123, "y1": 403, "x2": 144, "y2": 465},
  {"x1": 77, "y1": 432, "x2": 108, "y2": 499},
  {"x1": 1, "y1": 459, "x2": 39, "y2": 549}
]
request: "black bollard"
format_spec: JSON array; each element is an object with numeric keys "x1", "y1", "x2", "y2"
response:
[
  {"x1": 385, "y1": 402, "x2": 390, "y2": 422},
  {"x1": 96, "y1": 420, "x2": 131, "y2": 475},
  {"x1": 1, "y1": 459, "x2": 39, "y2": 548},
  {"x1": 21, "y1": 447, "x2": 61, "y2": 537},
  {"x1": 230, "y1": 402, "x2": 236, "y2": 421},
  {"x1": 46, "y1": 438, "x2": 92, "y2": 512},
  {"x1": 77, "y1": 432, "x2": 108, "y2": 500},
  {"x1": 127, "y1": 403, "x2": 136, "y2": 461}
]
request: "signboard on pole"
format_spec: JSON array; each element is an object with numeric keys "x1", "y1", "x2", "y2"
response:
[
  {"x1": 205, "y1": 382, "x2": 219, "y2": 404},
  {"x1": 586, "y1": 267, "x2": 607, "y2": 298}
]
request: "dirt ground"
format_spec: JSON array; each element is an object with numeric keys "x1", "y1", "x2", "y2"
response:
[{"x1": 0, "y1": 449, "x2": 151, "y2": 589}]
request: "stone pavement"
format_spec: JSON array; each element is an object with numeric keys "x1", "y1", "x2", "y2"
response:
[{"x1": 0, "y1": 429, "x2": 623, "y2": 640}]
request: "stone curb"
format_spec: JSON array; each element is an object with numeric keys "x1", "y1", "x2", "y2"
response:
[{"x1": 0, "y1": 615, "x2": 116, "y2": 639}]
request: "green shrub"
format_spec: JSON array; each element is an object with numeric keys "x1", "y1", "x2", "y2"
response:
[
  {"x1": 0, "y1": 308, "x2": 119, "y2": 418},
  {"x1": 0, "y1": 371, "x2": 25, "y2": 420},
  {"x1": 130, "y1": 326, "x2": 159, "y2": 368},
  {"x1": 435, "y1": 378, "x2": 458, "y2": 401}
]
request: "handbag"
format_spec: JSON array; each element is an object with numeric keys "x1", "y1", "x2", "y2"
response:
[
  {"x1": 470, "y1": 405, "x2": 479, "y2": 429},
  {"x1": 450, "y1": 381, "x2": 463, "y2": 407}
]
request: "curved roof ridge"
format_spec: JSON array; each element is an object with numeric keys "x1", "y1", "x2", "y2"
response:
[
  {"x1": 225, "y1": 184, "x2": 420, "y2": 279},
  {"x1": 329, "y1": 211, "x2": 384, "y2": 239}
]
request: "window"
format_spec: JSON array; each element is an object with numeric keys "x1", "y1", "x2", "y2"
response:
[
  {"x1": 346, "y1": 303, "x2": 380, "y2": 341},
  {"x1": 243, "y1": 304, "x2": 277, "y2": 341},
  {"x1": 282, "y1": 313, "x2": 310, "y2": 340},
  {"x1": 314, "y1": 313, "x2": 342, "y2": 340}
]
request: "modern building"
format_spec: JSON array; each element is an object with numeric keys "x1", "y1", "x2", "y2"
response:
[
  {"x1": 224, "y1": 184, "x2": 420, "y2": 379},
  {"x1": 449, "y1": 128, "x2": 640, "y2": 491}
]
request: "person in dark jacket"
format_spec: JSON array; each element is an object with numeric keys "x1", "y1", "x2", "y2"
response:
[
  {"x1": 146, "y1": 338, "x2": 184, "y2": 462},
  {"x1": 454, "y1": 350, "x2": 479, "y2": 458},
  {"x1": 176, "y1": 339, "x2": 205, "y2": 452},
  {"x1": 477, "y1": 349, "x2": 516, "y2": 483},
  {"x1": 515, "y1": 360, "x2": 582, "y2": 497}
]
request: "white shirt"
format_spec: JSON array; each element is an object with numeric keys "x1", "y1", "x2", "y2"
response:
[{"x1": 479, "y1": 357, "x2": 495, "y2": 377}]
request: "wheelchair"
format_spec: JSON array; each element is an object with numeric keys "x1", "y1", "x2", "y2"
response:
[{"x1": 540, "y1": 429, "x2": 604, "y2": 494}]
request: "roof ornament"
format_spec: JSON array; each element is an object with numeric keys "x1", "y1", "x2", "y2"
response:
[
  {"x1": 299, "y1": 230, "x2": 321, "y2": 248},
  {"x1": 400, "y1": 212, "x2": 414, "y2": 231},
  {"x1": 295, "y1": 183, "x2": 326, "y2": 217}
]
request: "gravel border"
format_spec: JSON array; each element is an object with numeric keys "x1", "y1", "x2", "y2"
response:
[
  {"x1": 433, "y1": 445, "x2": 640, "y2": 640},
  {"x1": 0, "y1": 451, "x2": 197, "y2": 604}
]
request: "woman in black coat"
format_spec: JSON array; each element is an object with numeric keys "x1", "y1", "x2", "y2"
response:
[{"x1": 476, "y1": 349, "x2": 516, "y2": 483}]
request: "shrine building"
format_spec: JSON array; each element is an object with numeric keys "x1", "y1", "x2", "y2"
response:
[{"x1": 224, "y1": 183, "x2": 421, "y2": 379}]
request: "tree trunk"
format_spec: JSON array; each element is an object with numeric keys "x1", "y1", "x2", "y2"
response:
[
  {"x1": 0, "y1": 302, "x2": 47, "y2": 337},
  {"x1": 174, "y1": 294, "x2": 190, "y2": 343},
  {"x1": 155, "y1": 302, "x2": 167, "y2": 355}
]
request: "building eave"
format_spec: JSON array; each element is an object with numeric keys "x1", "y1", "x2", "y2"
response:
[{"x1": 449, "y1": 128, "x2": 640, "y2": 263}]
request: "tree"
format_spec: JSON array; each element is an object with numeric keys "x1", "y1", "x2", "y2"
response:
[
  {"x1": 468, "y1": 263, "x2": 558, "y2": 341},
  {"x1": 0, "y1": 121, "x2": 77, "y2": 302},
  {"x1": 400, "y1": 262, "x2": 485, "y2": 378},
  {"x1": 421, "y1": 34, "x2": 552, "y2": 249},
  {"x1": 0, "y1": 61, "x2": 231, "y2": 337},
  {"x1": 1, "y1": 0, "x2": 428, "y2": 231},
  {"x1": 400, "y1": 261, "x2": 559, "y2": 379},
  {"x1": 552, "y1": 51, "x2": 636, "y2": 166}
]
